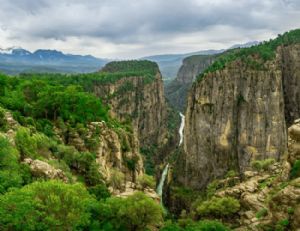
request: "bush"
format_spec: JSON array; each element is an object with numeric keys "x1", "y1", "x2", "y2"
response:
[
  {"x1": 197, "y1": 196, "x2": 240, "y2": 217},
  {"x1": 137, "y1": 174, "x2": 156, "y2": 189},
  {"x1": 0, "y1": 136, "x2": 24, "y2": 193},
  {"x1": 0, "y1": 180, "x2": 97, "y2": 230},
  {"x1": 99, "y1": 192, "x2": 163, "y2": 231},
  {"x1": 160, "y1": 219, "x2": 230, "y2": 231},
  {"x1": 256, "y1": 208, "x2": 268, "y2": 219},
  {"x1": 88, "y1": 183, "x2": 111, "y2": 200},
  {"x1": 0, "y1": 107, "x2": 7, "y2": 131},
  {"x1": 225, "y1": 170, "x2": 237, "y2": 178},
  {"x1": 206, "y1": 180, "x2": 219, "y2": 199},
  {"x1": 290, "y1": 160, "x2": 300, "y2": 179},
  {"x1": 186, "y1": 220, "x2": 231, "y2": 231},
  {"x1": 251, "y1": 158, "x2": 276, "y2": 171},
  {"x1": 15, "y1": 127, "x2": 38, "y2": 158},
  {"x1": 109, "y1": 169, "x2": 125, "y2": 190}
]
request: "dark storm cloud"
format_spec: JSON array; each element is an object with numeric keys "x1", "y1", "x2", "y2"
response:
[{"x1": 0, "y1": 0, "x2": 300, "y2": 57}]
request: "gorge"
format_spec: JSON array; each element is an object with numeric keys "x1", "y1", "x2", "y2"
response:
[{"x1": 0, "y1": 29, "x2": 300, "y2": 231}]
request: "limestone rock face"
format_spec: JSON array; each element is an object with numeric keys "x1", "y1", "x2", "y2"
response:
[
  {"x1": 66, "y1": 121, "x2": 144, "y2": 185},
  {"x1": 165, "y1": 55, "x2": 215, "y2": 111},
  {"x1": 180, "y1": 45, "x2": 300, "y2": 190},
  {"x1": 93, "y1": 73, "x2": 168, "y2": 148},
  {"x1": 24, "y1": 158, "x2": 68, "y2": 182},
  {"x1": 177, "y1": 55, "x2": 216, "y2": 84},
  {"x1": 90, "y1": 122, "x2": 144, "y2": 183}
]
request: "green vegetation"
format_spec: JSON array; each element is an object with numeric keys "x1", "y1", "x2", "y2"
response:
[
  {"x1": 197, "y1": 29, "x2": 300, "y2": 81},
  {"x1": 97, "y1": 192, "x2": 163, "y2": 231},
  {"x1": 137, "y1": 174, "x2": 156, "y2": 189},
  {"x1": 101, "y1": 60, "x2": 159, "y2": 75},
  {"x1": 256, "y1": 208, "x2": 268, "y2": 219},
  {"x1": 251, "y1": 158, "x2": 276, "y2": 171},
  {"x1": 290, "y1": 160, "x2": 300, "y2": 178},
  {"x1": 196, "y1": 196, "x2": 240, "y2": 218},
  {"x1": 161, "y1": 219, "x2": 231, "y2": 231},
  {"x1": 0, "y1": 136, "x2": 26, "y2": 194},
  {"x1": 0, "y1": 180, "x2": 96, "y2": 230}
]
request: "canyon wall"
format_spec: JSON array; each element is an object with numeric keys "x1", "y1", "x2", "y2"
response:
[{"x1": 179, "y1": 44, "x2": 300, "y2": 190}]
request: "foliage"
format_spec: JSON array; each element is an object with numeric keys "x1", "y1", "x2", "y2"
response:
[
  {"x1": 161, "y1": 219, "x2": 231, "y2": 231},
  {"x1": 140, "y1": 145, "x2": 157, "y2": 175},
  {"x1": 97, "y1": 192, "x2": 163, "y2": 231},
  {"x1": 275, "y1": 219, "x2": 289, "y2": 231},
  {"x1": 108, "y1": 169, "x2": 125, "y2": 190},
  {"x1": 0, "y1": 137, "x2": 24, "y2": 194},
  {"x1": 225, "y1": 170, "x2": 237, "y2": 178},
  {"x1": 0, "y1": 107, "x2": 8, "y2": 131},
  {"x1": 15, "y1": 127, "x2": 38, "y2": 159},
  {"x1": 88, "y1": 183, "x2": 111, "y2": 200},
  {"x1": 101, "y1": 60, "x2": 158, "y2": 75},
  {"x1": 137, "y1": 174, "x2": 156, "y2": 189},
  {"x1": 251, "y1": 158, "x2": 276, "y2": 171},
  {"x1": 197, "y1": 29, "x2": 300, "y2": 81},
  {"x1": 290, "y1": 160, "x2": 300, "y2": 179},
  {"x1": 0, "y1": 180, "x2": 97, "y2": 230},
  {"x1": 256, "y1": 208, "x2": 268, "y2": 219},
  {"x1": 196, "y1": 196, "x2": 240, "y2": 218},
  {"x1": 206, "y1": 180, "x2": 219, "y2": 199}
]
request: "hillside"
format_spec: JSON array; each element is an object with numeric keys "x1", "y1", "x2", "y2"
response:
[
  {"x1": 167, "y1": 29, "x2": 300, "y2": 230},
  {"x1": 0, "y1": 48, "x2": 108, "y2": 75}
]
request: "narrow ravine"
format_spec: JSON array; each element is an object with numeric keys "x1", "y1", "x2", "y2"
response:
[
  {"x1": 179, "y1": 112, "x2": 185, "y2": 146},
  {"x1": 157, "y1": 112, "x2": 186, "y2": 207}
]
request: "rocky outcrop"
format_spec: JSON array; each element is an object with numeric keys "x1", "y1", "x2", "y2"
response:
[
  {"x1": 180, "y1": 44, "x2": 300, "y2": 190},
  {"x1": 24, "y1": 158, "x2": 68, "y2": 182},
  {"x1": 65, "y1": 121, "x2": 144, "y2": 184},
  {"x1": 94, "y1": 71, "x2": 168, "y2": 148},
  {"x1": 165, "y1": 55, "x2": 215, "y2": 111}
]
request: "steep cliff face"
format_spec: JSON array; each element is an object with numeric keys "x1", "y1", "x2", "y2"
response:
[
  {"x1": 165, "y1": 55, "x2": 215, "y2": 111},
  {"x1": 180, "y1": 43, "x2": 300, "y2": 190},
  {"x1": 177, "y1": 55, "x2": 216, "y2": 84},
  {"x1": 94, "y1": 61, "x2": 168, "y2": 148},
  {"x1": 281, "y1": 44, "x2": 300, "y2": 126}
]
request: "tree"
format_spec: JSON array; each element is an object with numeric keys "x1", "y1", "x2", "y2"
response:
[
  {"x1": 197, "y1": 196, "x2": 240, "y2": 218},
  {"x1": 0, "y1": 136, "x2": 23, "y2": 193},
  {"x1": 98, "y1": 192, "x2": 163, "y2": 231},
  {"x1": 0, "y1": 180, "x2": 97, "y2": 230}
]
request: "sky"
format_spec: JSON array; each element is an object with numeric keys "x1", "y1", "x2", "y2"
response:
[{"x1": 0, "y1": 0, "x2": 300, "y2": 59}]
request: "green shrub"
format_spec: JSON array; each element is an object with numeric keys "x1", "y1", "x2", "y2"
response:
[
  {"x1": 99, "y1": 192, "x2": 163, "y2": 231},
  {"x1": 251, "y1": 158, "x2": 275, "y2": 171},
  {"x1": 0, "y1": 107, "x2": 7, "y2": 131},
  {"x1": 137, "y1": 174, "x2": 156, "y2": 189},
  {"x1": 290, "y1": 160, "x2": 300, "y2": 179},
  {"x1": 109, "y1": 169, "x2": 125, "y2": 190},
  {"x1": 197, "y1": 196, "x2": 240, "y2": 217},
  {"x1": 0, "y1": 137, "x2": 24, "y2": 193},
  {"x1": 275, "y1": 219, "x2": 289, "y2": 231},
  {"x1": 206, "y1": 180, "x2": 219, "y2": 199},
  {"x1": 185, "y1": 220, "x2": 231, "y2": 231},
  {"x1": 0, "y1": 180, "x2": 96, "y2": 230},
  {"x1": 256, "y1": 208, "x2": 268, "y2": 219},
  {"x1": 225, "y1": 170, "x2": 237, "y2": 178},
  {"x1": 15, "y1": 127, "x2": 38, "y2": 159},
  {"x1": 88, "y1": 183, "x2": 111, "y2": 200}
]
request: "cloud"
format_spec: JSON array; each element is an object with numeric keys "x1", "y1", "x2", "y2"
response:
[{"x1": 0, "y1": 0, "x2": 300, "y2": 58}]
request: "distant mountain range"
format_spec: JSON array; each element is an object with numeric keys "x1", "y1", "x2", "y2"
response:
[
  {"x1": 0, "y1": 47, "x2": 108, "y2": 75},
  {"x1": 0, "y1": 41, "x2": 260, "y2": 76},
  {"x1": 142, "y1": 41, "x2": 260, "y2": 79}
]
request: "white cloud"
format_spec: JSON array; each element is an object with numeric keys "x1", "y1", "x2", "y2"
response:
[{"x1": 0, "y1": 0, "x2": 299, "y2": 58}]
